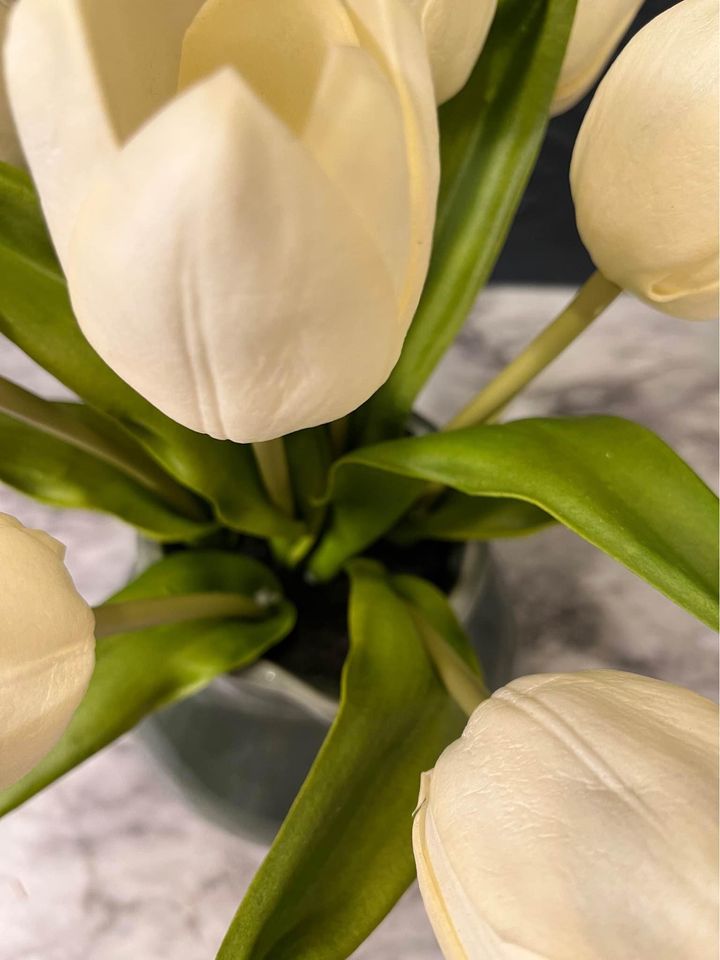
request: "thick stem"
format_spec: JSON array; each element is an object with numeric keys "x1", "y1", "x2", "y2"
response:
[
  {"x1": 444, "y1": 272, "x2": 621, "y2": 431},
  {"x1": 252, "y1": 438, "x2": 294, "y2": 516},
  {"x1": 93, "y1": 591, "x2": 272, "y2": 639},
  {"x1": 408, "y1": 609, "x2": 489, "y2": 716}
]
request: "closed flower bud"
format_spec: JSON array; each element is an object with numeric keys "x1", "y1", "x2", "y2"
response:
[
  {"x1": 570, "y1": 0, "x2": 719, "y2": 321},
  {"x1": 413, "y1": 670, "x2": 718, "y2": 960},
  {"x1": 0, "y1": 2, "x2": 22, "y2": 165},
  {"x1": 551, "y1": 0, "x2": 644, "y2": 116},
  {"x1": 405, "y1": 0, "x2": 496, "y2": 104},
  {"x1": 0, "y1": 514, "x2": 95, "y2": 790},
  {"x1": 5, "y1": 0, "x2": 439, "y2": 442}
]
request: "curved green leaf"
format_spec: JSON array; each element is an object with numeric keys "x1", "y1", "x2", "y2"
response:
[
  {"x1": 393, "y1": 492, "x2": 554, "y2": 544},
  {"x1": 0, "y1": 162, "x2": 301, "y2": 540},
  {"x1": 357, "y1": 0, "x2": 576, "y2": 442},
  {"x1": 310, "y1": 417, "x2": 719, "y2": 628},
  {"x1": 0, "y1": 550, "x2": 295, "y2": 816},
  {"x1": 218, "y1": 560, "x2": 471, "y2": 960},
  {"x1": 0, "y1": 408, "x2": 215, "y2": 540},
  {"x1": 0, "y1": 371, "x2": 213, "y2": 523}
]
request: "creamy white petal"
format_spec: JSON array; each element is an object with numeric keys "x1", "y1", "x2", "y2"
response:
[
  {"x1": 345, "y1": 0, "x2": 440, "y2": 328},
  {"x1": 571, "y1": 0, "x2": 719, "y2": 320},
  {"x1": 66, "y1": 70, "x2": 399, "y2": 443},
  {"x1": 179, "y1": 0, "x2": 357, "y2": 136},
  {"x1": 302, "y1": 44, "x2": 411, "y2": 302},
  {"x1": 551, "y1": 0, "x2": 645, "y2": 116},
  {"x1": 414, "y1": 670, "x2": 719, "y2": 960},
  {"x1": 406, "y1": 0, "x2": 497, "y2": 104},
  {"x1": 0, "y1": 513, "x2": 95, "y2": 790},
  {"x1": 5, "y1": 0, "x2": 118, "y2": 265},
  {"x1": 5, "y1": 0, "x2": 204, "y2": 264}
]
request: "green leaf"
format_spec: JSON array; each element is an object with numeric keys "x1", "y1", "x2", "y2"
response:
[
  {"x1": 217, "y1": 560, "x2": 470, "y2": 960},
  {"x1": 0, "y1": 408, "x2": 216, "y2": 541},
  {"x1": 356, "y1": 0, "x2": 577, "y2": 442},
  {"x1": 0, "y1": 550, "x2": 295, "y2": 816},
  {"x1": 0, "y1": 374, "x2": 213, "y2": 527},
  {"x1": 392, "y1": 492, "x2": 554, "y2": 544},
  {"x1": 0, "y1": 163, "x2": 301, "y2": 540},
  {"x1": 310, "y1": 417, "x2": 719, "y2": 628}
]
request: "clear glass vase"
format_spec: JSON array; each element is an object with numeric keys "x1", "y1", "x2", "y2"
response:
[{"x1": 138, "y1": 541, "x2": 514, "y2": 844}]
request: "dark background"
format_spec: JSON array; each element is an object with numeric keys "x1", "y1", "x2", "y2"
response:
[{"x1": 492, "y1": 0, "x2": 673, "y2": 284}]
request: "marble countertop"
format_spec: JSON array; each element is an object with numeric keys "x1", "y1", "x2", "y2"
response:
[{"x1": 1, "y1": 286, "x2": 717, "y2": 960}]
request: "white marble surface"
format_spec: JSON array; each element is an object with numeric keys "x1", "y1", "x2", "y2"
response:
[{"x1": 0, "y1": 286, "x2": 717, "y2": 959}]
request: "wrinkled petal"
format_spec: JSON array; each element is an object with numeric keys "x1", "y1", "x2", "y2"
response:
[
  {"x1": 66, "y1": 70, "x2": 399, "y2": 443},
  {"x1": 406, "y1": 0, "x2": 497, "y2": 104},
  {"x1": 0, "y1": 513, "x2": 95, "y2": 791},
  {"x1": 5, "y1": 0, "x2": 204, "y2": 263},
  {"x1": 551, "y1": 0, "x2": 644, "y2": 115},
  {"x1": 179, "y1": 0, "x2": 357, "y2": 136},
  {"x1": 303, "y1": 44, "x2": 411, "y2": 303},
  {"x1": 345, "y1": 0, "x2": 439, "y2": 327},
  {"x1": 414, "y1": 670, "x2": 719, "y2": 960},
  {"x1": 571, "y1": 0, "x2": 719, "y2": 320}
]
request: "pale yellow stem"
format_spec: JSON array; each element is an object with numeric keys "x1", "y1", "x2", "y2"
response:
[
  {"x1": 93, "y1": 591, "x2": 271, "y2": 639},
  {"x1": 252, "y1": 438, "x2": 294, "y2": 515}
]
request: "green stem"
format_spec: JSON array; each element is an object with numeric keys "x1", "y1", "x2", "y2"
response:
[
  {"x1": 0, "y1": 376, "x2": 206, "y2": 520},
  {"x1": 408, "y1": 609, "x2": 489, "y2": 716},
  {"x1": 444, "y1": 272, "x2": 621, "y2": 431},
  {"x1": 252, "y1": 438, "x2": 294, "y2": 516},
  {"x1": 93, "y1": 591, "x2": 272, "y2": 639},
  {"x1": 328, "y1": 416, "x2": 349, "y2": 456}
]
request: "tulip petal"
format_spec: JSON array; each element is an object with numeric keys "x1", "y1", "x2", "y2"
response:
[
  {"x1": 407, "y1": 0, "x2": 498, "y2": 105},
  {"x1": 0, "y1": 514, "x2": 95, "y2": 791},
  {"x1": 417, "y1": 671, "x2": 719, "y2": 960},
  {"x1": 551, "y1": 0, "x2": 645, "y2": 116},
  {"x1": 66, "y1": 70, "x2": 399, "y2": 443},
  {"x1": 5, "y1": 0, "x2": 205, "y2": 263},
  {"x1": 302, "y1": 44, "x2": 411, "y2": 304},
  {"x1": 345, "y1": 0, "x2": 440, "y2": 326},
  {"x1": 570, "y1": 0, "x2": 719, "y2": 320},
  {"x1": 178, "y1": 0, "x2": 357, "y2": 136}
]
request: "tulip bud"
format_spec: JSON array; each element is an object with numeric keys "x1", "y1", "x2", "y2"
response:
[
  {"x1": 0, "y1": 1, "x2": 22, "y2": 165},
  {"x1": 413, "y1": 670, "x2": 718, "y2": 960},
  {"x1": 550, "y1": 0, "x2": 645, "y2": 116},
  {"x1": 0, "y1": 513, "x2": 95, "y2": 790},
  {"x1": 405, "y1": 0, "x2": 497, "y2": 104},
  {"x1": 570, "y1": 0, "x2": 719, "y2": 321},
  {"x1": 5, "y1": 0, "x2": 439, "y2": 443}
]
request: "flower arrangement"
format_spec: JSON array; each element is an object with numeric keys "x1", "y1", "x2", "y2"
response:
[{"x1": 0, "y1": 0, "x2": 717, "y2": 958}]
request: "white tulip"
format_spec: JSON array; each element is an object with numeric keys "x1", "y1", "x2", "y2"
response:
[
  {"x1": 0, "y1": 514, "x2": 95, "y2": 791},
  {"x1": 413, "y1": 670, "x2": 718, "y2": 960},
  {"x1": 570, "y1": 0, "x2": 719, "y2": 321},
  {"x1": 551, "y1": 0, "x2": 645, "y2": 115},
  {"x1": 5, "y1": 0, "x2": 438, "y2": 443},
  {"x1": 405, "y1": 0, "x2": 497, "y2": 104},
  {"x1": 0, "y1": 1, "x2": 22, "y2": 165}
]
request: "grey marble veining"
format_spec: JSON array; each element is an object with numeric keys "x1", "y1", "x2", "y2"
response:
[{"x1": 0, "y1": 286, "x2": 717, "y2": 959}]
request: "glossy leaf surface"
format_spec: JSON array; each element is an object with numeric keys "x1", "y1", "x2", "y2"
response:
[
  {"x1": 217, "y1": 560, "x2": 473, "y2": 960},
  {"x1": 393, "y1": 492, "x2": 554, "y2": 544},
  {"x1": 311, "y1": 417, "x2": 719, "y2": 628}
]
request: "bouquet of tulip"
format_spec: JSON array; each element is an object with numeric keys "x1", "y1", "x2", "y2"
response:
[{"x1": 0, "y1": 0, "x2": 718, "y2": 957}]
